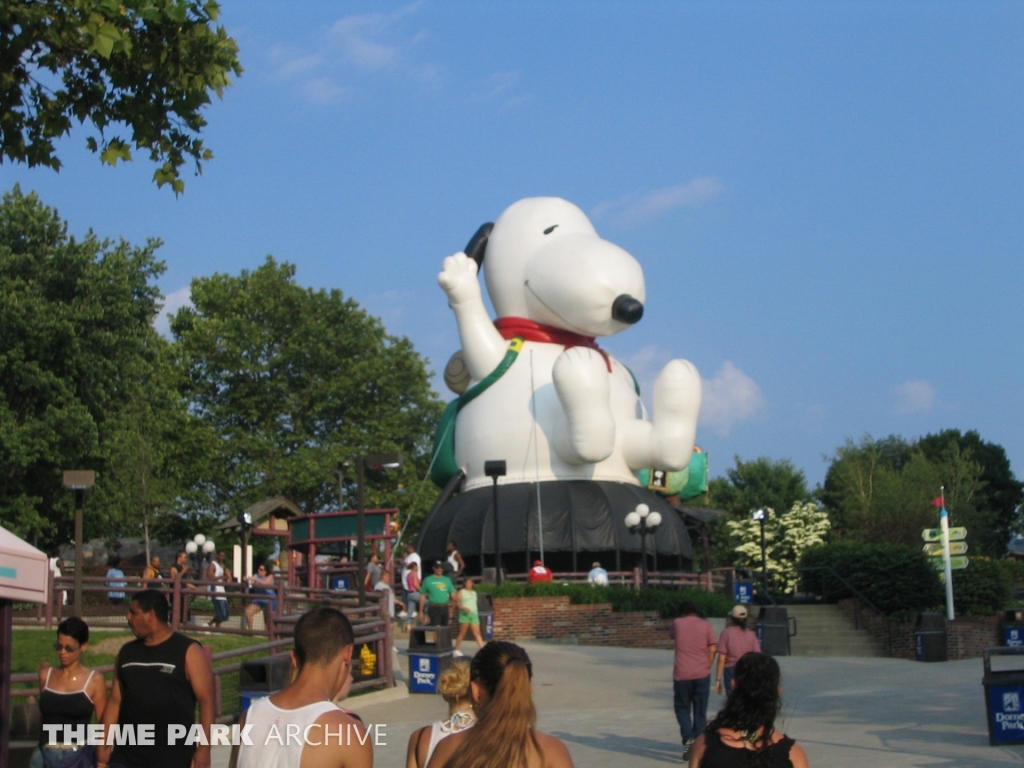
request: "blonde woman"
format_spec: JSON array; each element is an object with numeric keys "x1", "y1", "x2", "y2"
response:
[
  {"x1": 406, "y1": 659, "x2": 475, "y2": 768},
  {"x1": 453, "y1": 577, "x2": 485, "y2": 657},
  {"x1": 427, "y1": 641, "x2": 573, "y2": 768}
]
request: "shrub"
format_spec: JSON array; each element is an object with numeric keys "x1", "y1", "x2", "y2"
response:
[
  {"x1": 798, "y1": 542, "x2": 944, "y2": 614},
  {"x1": 475, "y1": 583, "x2": 733, "y2": 619},
  {"x1": 952, "y1": 557, "x2": 1012, "y2": 616}
]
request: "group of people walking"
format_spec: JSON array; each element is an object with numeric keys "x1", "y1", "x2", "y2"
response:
[{"x1": 672, "y1": 602, "x2": 810, "y2": 767}]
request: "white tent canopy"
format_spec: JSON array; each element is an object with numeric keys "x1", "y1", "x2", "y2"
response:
[{"x1": 0, "y1": 525, "x2": 48, "y2": 604}]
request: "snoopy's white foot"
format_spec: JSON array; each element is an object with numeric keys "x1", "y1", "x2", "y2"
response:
[
  {"x1": 624, "y1": 359, "x2": 702, "y2": 471},
  {"x1": 552, "y1": 347, "x2": 615, "y2": 464}
]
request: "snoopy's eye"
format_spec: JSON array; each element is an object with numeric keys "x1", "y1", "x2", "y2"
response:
[{"x1": 543, "y1": 224, "x2": 558, "y2": 235}]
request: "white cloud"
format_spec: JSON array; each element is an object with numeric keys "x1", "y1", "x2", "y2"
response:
[
  {"x1": 271, "y1": 3, "x2": 437, "y2": 105},
  {"x1": 894, "y1": 380, "x2": 937, "y2": 415},
  {"x1": 592, "y1": 177, "x2": 725, "y2": 226},
  {"x1": 700, "y1": 361, "x2": 766, "y2": 435},
  {"x1": 153, "y1": 286, "x2": 193, "y2": 339},
  {"x1": 483, "y1": 70, "x2": 531, "y2": 110},
  {"x1": 621, "y1": 348, "x2": 764, "y2": 435}
]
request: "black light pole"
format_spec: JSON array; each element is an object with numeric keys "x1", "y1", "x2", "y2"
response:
[
  {"x1": 352, "y1": 453, "x2": 403, "y2": 605},
  {"x1": 63, "y1": 471, "x2": 95, "y2": 616},
  {"x1": 753, "y1": 508, "x2": 768, "y2": 597},
  {"x1": 625, "y1": 504, "x2": 662, "y2": 588},
  {"x1": 484, "y1": 461, "x2": 507, "y2": 584}
]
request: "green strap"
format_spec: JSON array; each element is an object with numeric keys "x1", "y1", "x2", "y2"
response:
[{"x1": 430, "y1": 338, "x2": 524, "y2": 487}]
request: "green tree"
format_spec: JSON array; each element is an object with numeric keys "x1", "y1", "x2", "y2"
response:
[
  {"x1": 0, "y1": 185, "x2": 174, "y2": 545},
  {"x1": 707, "y1": 456, "x2": 811, "y2": 518},
  {"x1": 917, "y1": 429, "x2": 1023, "y2": 556},
  {"x1": 170, "y1": 257, "x2": 444, "y2": 526},
  {"x1": 1, "y1": 0, "x2": 242, "y2": 192},
  {"x1": 821, "y1": 434, "x2": 990, "y2": 550}
]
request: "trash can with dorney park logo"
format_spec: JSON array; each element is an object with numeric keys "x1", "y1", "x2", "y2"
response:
[{"x1": 983, "y1": 647, "x2": 1024, "y2": 745}]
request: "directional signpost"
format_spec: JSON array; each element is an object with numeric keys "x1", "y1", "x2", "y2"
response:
[{"x1": 929, "y1": 555, "x2": 969, "y2": 570}]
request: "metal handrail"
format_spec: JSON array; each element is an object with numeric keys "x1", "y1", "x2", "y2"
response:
[{"x1": 795, "y1": 565, "x2": 893, "y2": 656}]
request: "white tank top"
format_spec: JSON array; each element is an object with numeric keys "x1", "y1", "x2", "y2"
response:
[
  {"x1": 424, "y1": 712, "x2": 476, "y2": 767},
  {"x1": 238, "y1": 697, "x2": 341, "y2": 768}
]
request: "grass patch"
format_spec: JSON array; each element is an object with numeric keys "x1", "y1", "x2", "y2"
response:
[{"x1": 475, "y1": 582, "x2": 733, "y2": 619}]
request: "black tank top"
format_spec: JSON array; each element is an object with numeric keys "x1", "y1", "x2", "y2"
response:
[
  {"x1": 38, "y1": 668, "x2": 96, "y2": 747},
  {"x1": 112, "y1": 632, "x2": 198, "y2": 768},
  {"x1": 700, "y1": 729, "x2": 796, "y2": 768}
]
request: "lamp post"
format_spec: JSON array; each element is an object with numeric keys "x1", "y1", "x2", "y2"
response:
[
  {"x1": 624, "y1": 503, "x2": 662, "y2": 589},
  {"x1": 185, "y1": 534, "x2": 216, "y2": 578},
  {"x1": 237, "y1": 511, "x2": 254, "y2": 585},
  {"x1": 62, "y1": 471, "x2": 95, "y2": 616},
  {"x1": 351, "y1": 453, "x2": 403, "y2": 605},
  {"x1": 484, "y1": 461, "x2": 507, "y2": 584},
  {"x1": 752, "y1": 508, "x2": 769, "y2": 597}
]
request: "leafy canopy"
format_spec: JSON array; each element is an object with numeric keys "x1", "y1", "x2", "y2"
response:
[
  {"x1": 0, "y1": 185, "x2": 172, "y2": 544},
  {"x1": 0, "y1": 0, "x2": 242, "y2": 192},
  {"x1": 171, "y1": 257, "x2": 443, "y2": 523}
]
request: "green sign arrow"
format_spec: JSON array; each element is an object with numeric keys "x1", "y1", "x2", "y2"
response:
[
  {"x1": 922, "y1": 527, "x2": 967, "y2": 542},
  {"x1": 930, "y1": 556, "x2": 969, "y2": 570},
  {"x1": 923, "y1": 542, "x2": 968, "y2": 556}
]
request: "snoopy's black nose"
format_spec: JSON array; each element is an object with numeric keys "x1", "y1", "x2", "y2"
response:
[{"x1": 612, "y1": 294, "x2": 644, "y2": 324}]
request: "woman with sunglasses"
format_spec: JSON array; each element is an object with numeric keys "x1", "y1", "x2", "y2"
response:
[
  {"x1": 243, "y1": 562, "x2": 276, "y2": 631},
  {"x1": 33, "y1": 617, "x2": 107, "y2": 768}
]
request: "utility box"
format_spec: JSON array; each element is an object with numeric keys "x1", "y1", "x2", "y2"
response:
[
  {"x1": 756, "y1": 606, "x2": 793, "y2": 656},
  {"x1": 983, "y1": 647, "x2": 1024, "y2": 745},
  {"x1": 915, "y1": 613, "x2": 947, "y2": 662}
]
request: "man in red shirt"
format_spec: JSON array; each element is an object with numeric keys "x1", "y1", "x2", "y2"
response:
[
  {"x1": 669, "y1": 600, "x2": 717, "y2": 761},
  {"x1": 527, "y1": 559, "x2": 553, "y2": 584}
]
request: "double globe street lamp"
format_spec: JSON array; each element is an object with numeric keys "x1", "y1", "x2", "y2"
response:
[
  {"x1": 624, "y1": 503, "x2": 662, "y2": 588},
  {"x1": 185, "y1": 533, "x2": 216, "y2": 576}
]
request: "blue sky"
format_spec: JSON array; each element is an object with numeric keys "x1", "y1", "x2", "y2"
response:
[{"x1": 4, "y1": 1, "x2": 1022, "y2": 488}]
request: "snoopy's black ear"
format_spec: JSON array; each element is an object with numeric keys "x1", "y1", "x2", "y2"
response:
[{"x1": 464, "y1": 223, "x2": 494, "y2": 268}]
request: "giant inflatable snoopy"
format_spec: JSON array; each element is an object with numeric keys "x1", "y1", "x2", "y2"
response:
[
  {"x1": 419, "y1": 196, "x2": 703, "y2": 569},
  {"x1": 435, "y1": 196, "x2": 702, "y2": 490}
]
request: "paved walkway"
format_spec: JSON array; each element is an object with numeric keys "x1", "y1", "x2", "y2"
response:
[{"x1": 343, "y1": 641, "x2": 1023, "y2": 768}]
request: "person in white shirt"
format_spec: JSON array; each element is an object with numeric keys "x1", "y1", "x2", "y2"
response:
[
  {"x1": 587, "y1": 561, "x2": 609, "y2": 586},
  {"x1": 372, "y1": 571, "x2": 405, "y2": 618},
  {"x1": 233, "y1": 607, "x2": 371, "y2": 768}
]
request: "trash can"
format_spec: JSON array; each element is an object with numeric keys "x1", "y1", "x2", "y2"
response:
[
  {"x1": 733, "y1": 582, "x2": 754, "y2": 604},
  {"x1": 478, "y1": 593, "x2": 495, "y2": 640},
  {"x1": 915, "y1": 612, "x2": 947, "y2": 662},
  {"x1": 756, "y1": 607, "x2": 793, "y2": 656},
  {"x1": 1000, "y1": 610, "x2": 1024, "y2": 647},
  {"x1": 983, "y1": 647, "x2": 1024, "y2": 745},
  {"x1": 408, "y1": 626, "x2": 453, "y2": 694},
  {"x1": 239, "y1": 654, "x2": 293, "y2": 711}
]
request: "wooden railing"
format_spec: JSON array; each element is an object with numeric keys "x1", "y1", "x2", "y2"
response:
[{"x1": 503, "y1": 569, "x2": 725, "y2": 591}]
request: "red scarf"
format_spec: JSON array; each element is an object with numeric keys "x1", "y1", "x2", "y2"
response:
[{"x1": 494, "y1": 317, "x2": 611, "y2": 371}]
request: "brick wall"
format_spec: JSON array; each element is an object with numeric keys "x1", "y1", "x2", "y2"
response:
[
  {"x1": 838, "y1": 598, "x2": 999, "y2": 660},
  {"x1": 468, "y1": 595, "x2": 677, "y2": 649}
]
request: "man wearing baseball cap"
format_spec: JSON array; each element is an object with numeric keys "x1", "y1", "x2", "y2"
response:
[{"x1": 715, "y1": 604, "x2": 761, "y2": 695}]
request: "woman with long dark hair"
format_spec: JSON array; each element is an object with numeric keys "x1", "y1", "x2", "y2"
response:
[
  {"x1": 426, "y1": 641, "x2": 573, "y2": 768},
  {"x1": 689, "y1": 652, "x2": 809, "y2": 768}
]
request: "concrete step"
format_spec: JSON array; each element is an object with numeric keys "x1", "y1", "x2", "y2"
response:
[{"x1": 782, "y1": 604, "x2": 884, "y2": 657}]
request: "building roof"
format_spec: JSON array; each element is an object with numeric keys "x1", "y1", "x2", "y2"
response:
[{"x1": 217, "y1": 497, "x2": 304, "y2": 532}]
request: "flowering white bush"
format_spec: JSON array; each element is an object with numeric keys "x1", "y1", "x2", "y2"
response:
[{"x1": 727, "y1": 501, "x2": 830, "y2": 594}]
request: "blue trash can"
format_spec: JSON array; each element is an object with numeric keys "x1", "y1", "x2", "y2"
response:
[
  {"x1": 983, "y1": 647, "x2": 1024, "y2": 745},
  {"x1": 408, "y1": 650, "x2": 454, "y2": 693},
  {"x1": 1000, "y1": 611, "x2": 1024, "y2": 647},
  {"x1": 734, "y1": 581, "x2": 754, "y2": 604}
]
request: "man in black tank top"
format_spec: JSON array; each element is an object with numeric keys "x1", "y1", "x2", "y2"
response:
[{"x1": 97, "y1": 590, "x2": 215, "y2": 768}]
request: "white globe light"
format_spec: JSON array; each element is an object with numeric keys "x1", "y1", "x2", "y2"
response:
[
  {"x1": 202, "y1": 540, "x2": 216, "y2": 554},
  {"x1": 648, "y1": 511, "x2": 663, "y2": 527},
  {"x1": 636, "y1": 503, "x2": 650, "y2": 518},
  {"x1": 624, "y1": 511, "x2": 641, "y2": 528},
  {"x1": 185, "y1": 542, "x2": 198, "y2": 554},
  {"x1": 193, "y1": 533, "x2": 206, "y2": 545}
]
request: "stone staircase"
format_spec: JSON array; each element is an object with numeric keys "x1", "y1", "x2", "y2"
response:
[{"x1": 786, "y1": 604, "x2": 884, "y2": 657}]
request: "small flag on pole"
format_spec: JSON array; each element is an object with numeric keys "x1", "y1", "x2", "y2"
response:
[{"x1": 930, "y1": 496, "x2": 944, "y2": 507}]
